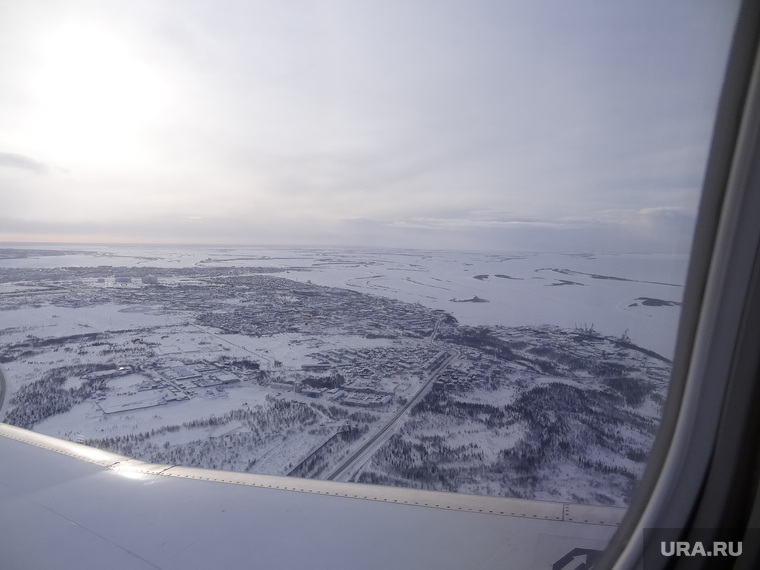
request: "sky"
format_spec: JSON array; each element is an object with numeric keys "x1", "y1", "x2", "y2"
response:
[{"x1": 0, "y1": 0, "x2": 741, "y2": 252}]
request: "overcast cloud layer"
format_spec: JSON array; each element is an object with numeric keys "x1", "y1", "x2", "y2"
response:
[{"x1": 0, "y1": 0, "x2": 740, "y2": 252}]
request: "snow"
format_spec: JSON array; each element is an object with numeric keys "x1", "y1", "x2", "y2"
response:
[
  {"x1": 34, "y1": 385, "x2": 273, "y2": 441},
  {"x1": 0, "y1": 244, "x2": 682, "y2": 507},
  {"x1": 0, "y1": 245, "x2": 686, "y2": 359},
  {"x1": 0, "y1": 303, "x2": 184, "y2": 336}
]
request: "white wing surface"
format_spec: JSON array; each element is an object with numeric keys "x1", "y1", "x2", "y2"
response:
[{"x1": 0, "y1": 423, "x2": 622, "y2": 569}]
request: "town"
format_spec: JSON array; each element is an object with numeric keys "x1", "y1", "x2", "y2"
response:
[{"x1": 0, "y1": 264, "x2": 671, "y2": 506}]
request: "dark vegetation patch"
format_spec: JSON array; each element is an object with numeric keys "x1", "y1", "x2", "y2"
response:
[
  {"x1": 366, "y1": 381, "x2": 656, "y2": 502},
  {"x1": 220, "y1": 358, "x2": 260, "y2": 370},
  {"x1": 545, "y1": 280, "x2": 584, "y2": 287},
  {"x1": 603, "y1": 377, "x2": 653, "y2": 407},
  {"x1": 301, "y1": 373, "x2": 346, "y2": 390},
  {"x1": 629, "y1": 297, "x2": 681, "y2": 307},
  {"x1": 5, "y1": 364, "x2": 116, "y2": 428}
]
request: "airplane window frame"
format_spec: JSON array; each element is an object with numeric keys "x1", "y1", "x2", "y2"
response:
[
  {"x1": 0, "y1": 5, "x2": 758, "y2": 569},
  {"x1": 599, "y1": 1, "x2": 760, "y2": 567}
]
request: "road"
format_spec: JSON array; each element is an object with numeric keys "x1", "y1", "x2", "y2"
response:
[
  {"x1": 325, "y1": 350, "x2": 457, "y2": 482},
  {"x1": 430, "y1": 317, "x2": 443, "y2": 341}
]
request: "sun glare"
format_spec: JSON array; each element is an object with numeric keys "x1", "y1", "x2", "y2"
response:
[{"x1": 29, "y1": 24, "x2": 169, "y2": 163}]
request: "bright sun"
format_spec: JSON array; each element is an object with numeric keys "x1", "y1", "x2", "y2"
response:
[{"x1": 29, "y1": 23, "x2": 169, "y2": 164}]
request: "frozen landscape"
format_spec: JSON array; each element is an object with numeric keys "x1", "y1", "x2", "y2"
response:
[{"x1": 0, "y1": 244, "x2": 685, "y2": 507}]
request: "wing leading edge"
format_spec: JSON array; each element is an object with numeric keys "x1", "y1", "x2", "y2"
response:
[{"x1": 0, "y1": 423, "x2": 622, "y2": 569}]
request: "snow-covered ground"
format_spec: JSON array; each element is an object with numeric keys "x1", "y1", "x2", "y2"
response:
[
  {"x1": 0, "y1": 244, "x2": 683, "y2": 506},
  {"x1": 0, "y1": 244, "x2": 687, "y2": 357}
]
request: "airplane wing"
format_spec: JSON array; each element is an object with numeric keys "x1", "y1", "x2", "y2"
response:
[{"x1": 0, "y1": 423, "x2": 622, "y2": 570}]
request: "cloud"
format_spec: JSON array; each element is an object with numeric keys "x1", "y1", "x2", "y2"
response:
[
  {"x1": 0, "y1": 1, "x2": 740, "y2": 252},
  {"x1": 0, "y1": 153, "x2": 50, "y2": 174}
]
